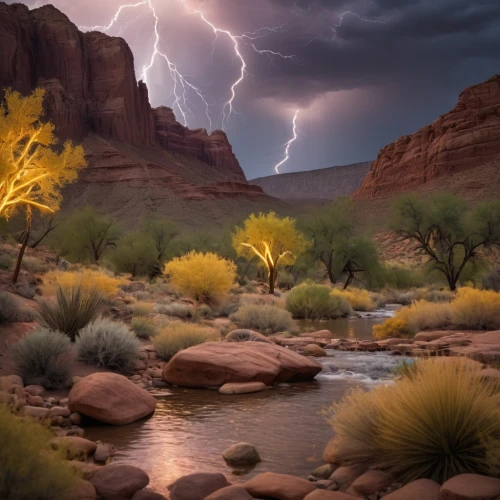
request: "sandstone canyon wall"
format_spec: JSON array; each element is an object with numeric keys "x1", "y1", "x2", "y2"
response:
[{"x1": 355, "y1": 75, "x2": 500, "y2": 199}]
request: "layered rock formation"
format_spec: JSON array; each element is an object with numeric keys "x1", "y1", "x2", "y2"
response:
[
  {"x1": 355, "y1": 75, "x2": 500, "y2": 199},
  {"x1": 252, "y1": 162, "x2": 372, "y2": 201},
  {"x1": 0, "y1": 1, "x2": 247, "y2": 191}
]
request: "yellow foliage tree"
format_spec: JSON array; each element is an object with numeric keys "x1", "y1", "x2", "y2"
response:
[
  {"x1": 232, "y1": 212, "x2": 307, "y2": 294},
  {"x1": 0, "y1": 88, "x2": 86, "y2": 282},
  {"x1": 164, "y1": 251, "x2": 237, "y2": 301}
]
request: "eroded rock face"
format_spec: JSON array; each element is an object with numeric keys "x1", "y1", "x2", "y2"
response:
[
  {"x1": 355, "y1": 75, "x2": 500, "y2": 199},
  {"x1": 162, "y1": 342, "x2": 322, "y2": 387}
]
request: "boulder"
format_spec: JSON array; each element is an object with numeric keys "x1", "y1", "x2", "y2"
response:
[
  {"x1": 94, "y1": 442, "x2": 113, "y2": 463},
  {"x1": 225, "y1": 329, "x2": 273, "y2": 343},
  {"x1": 132, "y1": 490, "x2": 168, "y2": 500},
  {"x1": 383, "y1": 479, "x2": 440, "y2": 500},
  {"x1": 49, "y1": 437, "x2": 97, "y2": 460},
  {"x1": 330, "y1": 465, "x2": 367, "y2": 492},
  {"x1": 204, "y1": 486, "x2": 253, "y2": 500},
  {"x1": 168, "y1": 473, "x2": 229, "y2": 500},
  {"x1": 69, "y1": 479, "x2": 97, "y2": 500},
  {"x1": 21, "y1": 405, "x2": 50, "y2": 419},
  {"x1": 300, "y1": 330, "x2": 334, "y2": 340},
  {"x1": 302, "y1": 344, "x2": 327, "y2": 357},
  {"x1": 8, "y1": 375, "x2": 24, "y2": 387},
  {"x1": 222, "y1": 442, "x2": 261, "y2": 465},
  {"x1": 49, "y1": 406, "x2": 71, "y2": 417},
  {"x1": 0, "y1": 376, "x2": 13, "y2": 392},
  {"x1": 219, "y1": 382, "x2": 267, "y2": 395},
  {"x1": 440, "y1": 474, "x2": 500, "y2": 500},
  {"x1": 304, "y1": 492, "x2": 358, "y2": 500},
  {"x1": 27, "y1": 395, "x2": 44, "y2": 407},
  {"x1": 244, "y1": 472, "x2": 316, "y2": 500},
  {"x1": 163, "y1": 342, "x2": 322, "y2": 388},
  {"x1": 90, "y1": 464, "x2": 149, "y2": 500},
  {"x1": 311, "y1": 464, "x2": 336, "y2": 480},
  {"x1": 349, "y1": 470, "x2": 393, "y2": 495},
  {"x1": 24, "y1": 384, "x2": 45, "y2": 396},
  {"x1": 68, "y1": 373, "x2": 156, "y2": 425}
]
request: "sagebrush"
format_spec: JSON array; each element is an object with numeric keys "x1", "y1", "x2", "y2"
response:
[
  {"x1": 0, "y1": 291, "x2": 35, "y2": 324},
  {"x1": 131, "y1": 317, "x2": 157, "y2": 338},
  {"x1": 230, "y1": 304, "x2": 294, "y2": 334}
]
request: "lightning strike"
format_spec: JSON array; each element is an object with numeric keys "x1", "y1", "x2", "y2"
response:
[
  {"x1": 332, "y1": 11, "x2": 384, "y2": 39},
  {"x1": 274, "y1": 110, "x2": 300, "y2": 174}
]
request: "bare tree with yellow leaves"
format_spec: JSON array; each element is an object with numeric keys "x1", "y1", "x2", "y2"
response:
[
  {"x1": 0, "y1": 88, "x2": 86, "y2": 282},
  {"x1": 232, "y1": 212, "x2": 307, "y2": 294}
]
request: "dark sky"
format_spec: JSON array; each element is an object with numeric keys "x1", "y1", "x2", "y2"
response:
[{"x1": 15, "y1": 0, "x2": 500, "y2": 178}]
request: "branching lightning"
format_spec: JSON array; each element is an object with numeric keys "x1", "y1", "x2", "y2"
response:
[
  {"x1": 332, "y1": 11, "x2": 384, "y2": 39},
  {"x1": 79, "y1": 0, "x2": 297, "y2": 131},
  {"x1": 274, "y1": 110, "x2": 300, "y2": 174}
]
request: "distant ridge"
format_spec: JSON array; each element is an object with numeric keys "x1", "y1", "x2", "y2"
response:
[{"x1": 251, "y1": 162, "x2": 372, "y2": 201}]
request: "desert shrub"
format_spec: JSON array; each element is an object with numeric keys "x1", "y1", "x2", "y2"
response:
[
  {"x1": 131, "y1": 291, "x2": 151, "y2": 301},
  {"x1": 332, "y1": 288, "x2": 376, "y2": 312},
  {"x1": 286, "y1": 283, "x2": 352, "y2": 319},
  {"x1": 381, "y1": 288, "x2": 416, "y2": 306},
  {"x1": 127, "y1": 302, "x2": 154, "y2": 316},
  {"x1": 21, "y1": 256, "x2": 47, "y2": 274},
  {"x1": 153, "y1": 322, "x2": 220, "y2": 360},
  {"x1": 415, "y1": 288, "x2": 455, "y2": 303},
  {"x1": 0, "y1": 291, "x2": 35, "y2": 324},
  {"x1": 193, "y1": 304, "x2": 214, "y2": 320},
  {"x1": 372, "y1": 317, "x2": 414, "y2": 340},
  {"x1": 230, "y1": 304, "x2": 294, "y2": 334},
  {"x1": 110, "y1": 233, "x2": 157, "y2": 277},
  {"x1": 76, "y1": 318, "x2": 140, "y2": 373},
  {"x1": 392, "y1": 359, "x2": 418, "y2": 379},
  {"x1": 277, "y1": 270, "x2": 295, "y2": 290},
  {"x1": 164, "y1": 251, "x2": 237, "y2": 301},
  {"x1": 324, "y1": 358, "x2": 500, "y2": 483},
  {"x1": 11, "y1": 329, "x2": 72, "y2": 389},
  {"x1": 38, "y1": 286, "x2": 105, "y2": 341},
  {"x1": 0, "y1": 405, "x2": 77, "y2": 499},
  {"x1": 131, "y1": 317, "x2": 157, "y2": 339},
  {"x1": 43, "y1": 269, "x2": 125, "y2": 298},
  {"x1": 399, "y1": 300, "x2": 453, "y2": 332},
  {"x1": 215, "y1": 296, "x2": 240, "y2": 317},
  {"x1": 483, "y1": 268, "x2": 500, "y2": 291},
  {"x1": 225, "y1": 329, "x2": 270, "y2": 343},
  {"x1": 0, "y1": 254, "x2": 13, "y2": 270},
  {"x1": 450, "y1": 287, "x2": 500, "y2": 330},
  {"x1": 154, "y1": 302, "x2": 193, "y2": 319}
]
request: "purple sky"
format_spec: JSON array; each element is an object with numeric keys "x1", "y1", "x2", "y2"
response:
[{"x1": 10, "y1": 0, "x2": 500, "y2": 178}]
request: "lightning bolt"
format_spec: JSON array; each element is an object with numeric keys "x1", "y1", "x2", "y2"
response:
[
  {"x1": 332, "y1": 11, "x2": 384, "y2": 39},
  {"x1": 79, "y1": 0, "x2": 297, "y2": 131},
  {"x1": 274, "y1": 110, "x2": 300, "y2": 174}
]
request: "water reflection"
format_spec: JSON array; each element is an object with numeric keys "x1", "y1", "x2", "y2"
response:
[{"x1": 295, "y1": 315, "x2": 386, "y2": 340}]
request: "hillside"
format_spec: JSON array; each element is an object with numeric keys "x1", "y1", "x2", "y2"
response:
[
  {"x1": 0, "y1": 1, "x2": 286, "y2": 227},
  {"x1": 251, "y1": 162, "x2": 372, "y2": 201}
]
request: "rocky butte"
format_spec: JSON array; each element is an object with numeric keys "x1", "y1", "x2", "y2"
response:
[
  {"x1": 0, "y1": 1, "x2": 279, "y2": 224},
  {"x1": 355, "y1": 75, "x2": 500, "y2": 199}
]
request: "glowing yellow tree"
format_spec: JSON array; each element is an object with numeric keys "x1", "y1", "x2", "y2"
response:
[
  {"x1": 233, "y1": 212, "x2": 307, "y2": 294},
  {"x1": 0, "y1": 88, "x2": 86, "y2": 282}
]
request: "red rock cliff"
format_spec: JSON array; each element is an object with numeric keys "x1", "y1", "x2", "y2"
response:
[
  {"x1": 354, "y1": 75, "x2": 500, "y2": 199},
  {"x1": 0, "y1": 1, "x2": 246, "y2": 182}
]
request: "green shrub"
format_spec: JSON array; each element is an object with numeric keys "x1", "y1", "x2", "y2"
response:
[
  {"x1": 38, "y1": 286, "x2": 105, "y2": 341},
  {"x1": 153, "y1": 322, "x2": 220, "y2": 360},
  {"x1": 230, "y1": 304, "x2": 294, "y2": 334},
  {"x1": 11, "y1": 329, "x2": 72, "y2": 389},
  {"x1": 0, "y1": 254, "x2": 13, "y2": 270},
  {"x1": 193, "y1": 304, "x2": 213, "y2": 320},
  {"x1": 0, "y1": 405, "x2": 77, "y2": 499},
  {"x1": 0, "y1": 291, "x2": 35, "y2": 324},
  {"x1": 324, "y1": 358, "x2": 500, "y2": 483},
  {"x1": 131, "y1": 317, "x2": 157, "y2": 339},
  {"x1": 450, "y1": 287, "x2": 500, "y2": 330},
  {"x1": 76, "y1": 318, "x2": 140, "y2": 373},
  {"x1": 21, "y1": 256, "x2": 47, "y2": 274},
  {"x1": 215, "y1": 296, "x2": 240, "y2": 317},
  {"x1": 127, "y1": 302, "x2": 154, "y2": 316},
  {"x1": 286, "y1": 283, "x2": 352, "y2": 320},
  {"x1": 154, "y1": 302, "x2": 193, "y2": 319},
  {"x1": 331, "y1": 288, "x2": 377, "y2": 312}
]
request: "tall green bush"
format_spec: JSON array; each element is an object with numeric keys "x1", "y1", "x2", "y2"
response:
[{"x1": 230, "y1": 304, "x2": 294, "y2": 333}]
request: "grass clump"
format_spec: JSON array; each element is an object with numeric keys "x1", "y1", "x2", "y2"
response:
[
  {"x1": 451, "y1": 287, "x2": 500, "y2": 329},
  {"x1": 154, "y1": 302, "x2": 193, "y2": 319},
  {"x1": 324, "y1": 358, "x2": 500, "y2": 483},
  {"x1": 38, "y1": 286, "x2": 105, "y2": 341},
  {"x1": 332, "y1": 288, "x2": 377, "y2": 312},
  {"x1": 373, "y1": 317, "x2": 415, "y2": 340},
  {"x1": 164, "y1": 251, "x2": 236, "y2": 301},
  {"x1": 0, "y1": 405, "x2": 77, "y2": 499},
  {"x1": 153, "y1": 322, "x2": 220, "y2": 360},
  {"x1": 131, "y1": 317, "x2": 157, "y2": 338},
  {"x1": 230, "y1": 304, "x2": 294, "y2": 334},
  {"x1": 128, "y1": 302, "x2": 154, "y2": 316},
  {"x1": 0, "y1": 291, "x2": 35, "y2": 324},
  {"x1": 11, "y1": 329, "x2": 72, "y2": 389},
  {"x1": 286, "y1": 283, "x2": 352, "y2": 319},
  {"x1": 76, "y1": 318, "x2": 140, "y2": 373}
]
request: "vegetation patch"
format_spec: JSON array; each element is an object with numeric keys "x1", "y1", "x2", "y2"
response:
[
  {"x1": 230, "y1": 303, "x2": 294, "y2": 333},
  {"x1": 131, "y1": 317, "x2": 158, "y2": 339}
]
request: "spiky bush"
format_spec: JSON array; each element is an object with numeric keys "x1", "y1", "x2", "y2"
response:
[
  {"x1": 131, "y1": 317, "x2": 157, "y2": 339},
  {"x1": 154, "y1": 302, "x2": 193, "y2": 319},
  {"x1": 164, "y1": 251, "x2": 237, "y2": 301},
  {"x1": 331, "y1": 288, "x2": 377, "y2": 312},
  {"x1": 450, "y1": 287, "x2": 500, "y2": 330},
  {"x1": 153, "y1": 321, "x2": 220, "y2": 360},
  {"x1": 0, "y1": 291, "x2": 35, "y2": 324},
  {"x1": 38, "y1": 286, "x2": 105, "y2": 341},
  {"x1": 11, "y1": 329, "x2": 72, "y2": 389},
  {"x1": 230, "y1": 304, "x2": 294, "y2": 334},
  {"x1": 76, "y1": 318, "x2": 140, "y2": 373},
  {"x1": 286, "y1": 283, "x2": 352, "y2": 320},
  {"x1": 0, "y1": 405, "x2": 77, "y2": 499},
  {"x1": 324, "y1": 358, "x2": 500, "y2": 483}
]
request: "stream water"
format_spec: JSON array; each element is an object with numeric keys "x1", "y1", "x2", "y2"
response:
[{"x1": 86, "y1": 316, "x2": 403, "y2": 494}]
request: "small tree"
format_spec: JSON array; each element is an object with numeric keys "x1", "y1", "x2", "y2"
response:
[
  {"x1": 111, "y1": 233, "x2": 157, "y2": 277},
  {"x1": 232, "y1": 212, "x2": 307, "y2": 294},
  {"x1": 53, "y1": 207, "x2": 119, "y2": 264},
  {"x1": 392, "y1": 194, "x2": 500, "y2": 290},
  {"x1": 140, "y1": 216, "x2": 179, "y2": 262},
  {"x1": 0, "y1": 89, "x2": 85, "y2": 282}
]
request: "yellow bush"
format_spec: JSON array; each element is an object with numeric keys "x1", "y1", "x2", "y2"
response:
[
  {"x1": 372, "y1": 317, "x2": 413, "y2": 340},
  {"x1": 164, "y1": 251, "x2": 236, "y2": 301},
  {"x1": 451, "y1": 287, "x2": 500, "y2": 330},
  {"x1": 332, "y1": 288, "x2": 377, "y2": 312},
  {"x1": 43, "y1": 269, "x2": 125, "y2": 298},
  {"x1": 152, "y1": 321, "x2": 220, "y2": 360},
  {"x1": 324, "y1": 358, "x2": 500, "y2": 483}
]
